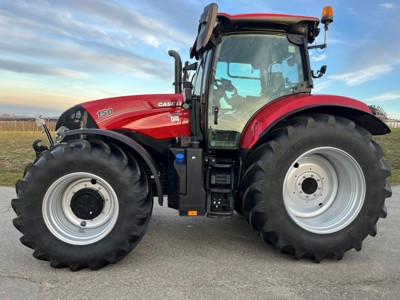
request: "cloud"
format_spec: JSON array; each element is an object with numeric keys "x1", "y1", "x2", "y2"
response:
[
  {"x1": 0, "y1": 0, "x2": 190, "y2": 80},
  {"x1": 364, "y1": 92, "x2": 400, "y2": 102},
  {"x1": 26, "y1": 0, "x2": 193, "y2": 48},
  {"x1": 311, "y1": 53, "x2": 327, "y2": 62},
  {"x1": 328, "y1": 64, "x2": 392, "y2": 86},
  {"x1": 312, "y1": 79, "x2": 334, "y2": 93},
  {"x1": 380, "y1": 3, "x2": 395, "y2": 9},
  {"x1": 0, "y1": 58, "x2": 87, "y2": 78},
  {"x1": 143, "y1": 35, "x2": 161, "y2": 48},
  {"x1": 0, "y1": 25, "x2": 172, "y2": 80},
  {"x1": 32, "y1": 91, "x2": 88, "y2": 101}
]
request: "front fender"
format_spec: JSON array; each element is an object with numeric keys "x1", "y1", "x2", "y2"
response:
[
  {"x1": 61, "y1": 129, "x2": 164, "y2": 205},
  {"x1": 240, "y1": 94, "x2": 390, "y2": 150}
]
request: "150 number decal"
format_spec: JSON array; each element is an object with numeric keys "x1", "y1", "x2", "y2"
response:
[{"x1": 97, "y1": 108, "x2": 113, "y2": 118}]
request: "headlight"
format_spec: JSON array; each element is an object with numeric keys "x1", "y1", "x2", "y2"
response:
[
  {"x1": 55, "y1": 126, "x2": 69, "y2": 143},
  {"x1": 56, "y1": 105, "x2": 98, "y2": 131}
]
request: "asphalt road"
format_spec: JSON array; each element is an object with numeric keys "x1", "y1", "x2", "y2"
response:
[{"x1": 1, "y1": 185, "x2": 399, "y2": 300}]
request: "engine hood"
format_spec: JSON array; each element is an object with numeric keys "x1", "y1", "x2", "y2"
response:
[{"x1": 81, "y1": 94, "x2": 189, "y2": 140}]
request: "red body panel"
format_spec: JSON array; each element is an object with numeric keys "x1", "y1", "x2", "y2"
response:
[
  {"x1": 240, "y1": 94, "x2": 372, "y2": 149},
  {"x1": 81, "y1": 94, "x2": 190, "y2": 140}
]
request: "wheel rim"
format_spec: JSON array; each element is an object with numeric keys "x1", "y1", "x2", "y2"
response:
[
  {"x1": 283, "y1": 147, "x2": 366, "y2": 234},
  {"x1": 42, "y1": 172, "x2": 119, "y2": 245}
]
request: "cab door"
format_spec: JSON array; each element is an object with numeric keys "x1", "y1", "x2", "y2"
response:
[{"x1": 206, "y1": 33, "x2": 307, "y2": 150}]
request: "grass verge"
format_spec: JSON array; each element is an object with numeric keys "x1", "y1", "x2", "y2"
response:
[
  {"x1": 373, "y1": 128, "x2": 400, "y2": 184},
  {"x1": 0, "y1": 132, "x2": 42, "y2": 186}
]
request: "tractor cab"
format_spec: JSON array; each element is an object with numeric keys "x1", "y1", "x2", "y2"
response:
[
  {"x1": 171, "y1": 4, "x2": 328, "y2": 150},
  {"x1": 203, "y1": 33, "x2": 307, "y2": 149}
]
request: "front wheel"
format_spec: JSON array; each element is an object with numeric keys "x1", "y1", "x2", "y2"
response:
[
  {"x1": 12, "y1": 139, "x2": 153, "y2": 270},
  {"x1": 240, "y1": 114, "x2": 392, "y2": 261}
]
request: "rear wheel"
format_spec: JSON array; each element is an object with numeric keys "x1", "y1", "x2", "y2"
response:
[
  {"x1": 240, "y1": 114, "x2": 391, "y2": 261},
  {"x1": 12, "y1": 139, "x2": 152, "y2": 270},
  {"x1": 283, "y1": 147, "x2": 365, "y2": 234}
]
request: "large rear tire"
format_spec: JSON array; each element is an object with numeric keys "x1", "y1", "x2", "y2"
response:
[
  {"x1": 12, "y1": 139, "x2": 152, "y2": 270},
  {"x1": 240, "y1": 114, "x2": 391, "y2": 261}
]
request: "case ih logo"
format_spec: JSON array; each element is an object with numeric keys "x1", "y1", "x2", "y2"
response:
[{"x1": 157, "y1": 101, "x2": 182, "y2": 107}]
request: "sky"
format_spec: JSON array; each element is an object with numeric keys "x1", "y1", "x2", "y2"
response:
[{"x1": 0, "y1": 0, "x2": 399, "y2": 119}]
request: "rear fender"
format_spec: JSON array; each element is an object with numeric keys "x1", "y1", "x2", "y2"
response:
[
  {"x1": 61, "y1": 129, "x2": 164, "y2": 205},
  {"x1": 240, "y1": 94, "x2": 390, "y2": 150}
]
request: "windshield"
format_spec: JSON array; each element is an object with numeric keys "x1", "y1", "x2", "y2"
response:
[{"x1": 208, "y1": 34, "x2": 305, "y2": 149}]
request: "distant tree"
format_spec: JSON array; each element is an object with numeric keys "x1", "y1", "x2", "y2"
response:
[
  {"x1": 370, "y1": 105, "x2": 387, "y2": 121},
  {"x1": 0, "y1": 113, "x2": 14, "y2": 118}
]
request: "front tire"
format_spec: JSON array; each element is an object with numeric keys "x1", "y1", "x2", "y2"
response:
[
  {"x1": 12, "y1": 139, "x2": 152, "y2": 270},
  {"x1": 241, "y1": 114, "x2": 391, "y2": 261}
]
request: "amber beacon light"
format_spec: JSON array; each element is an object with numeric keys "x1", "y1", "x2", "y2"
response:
[
  {"x1": 321, "y1": 6, "x2": 334, "y2": 26},
  {"x1": 307, "y1": 5, "x2": 334, "y2": 49}
]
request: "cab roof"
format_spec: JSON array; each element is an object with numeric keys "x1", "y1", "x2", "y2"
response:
[
  {"x1": 190, "y1": 4, "x2": 321, "y2": 59},
  {"x1": 217, "y1": 12, "x2": 319, "y2": 35}
]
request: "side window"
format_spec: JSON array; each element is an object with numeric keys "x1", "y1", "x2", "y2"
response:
[{"x1": 271, "y1": 45, "x2": 304, "y2": 86}]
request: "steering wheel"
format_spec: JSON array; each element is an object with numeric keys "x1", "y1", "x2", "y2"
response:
[
  {"x1": 213, "y1": 78, "x2": 241, "y2": 107},
  {"x1": 214, "y1": 78, "x2": 237, "y2": 93}
]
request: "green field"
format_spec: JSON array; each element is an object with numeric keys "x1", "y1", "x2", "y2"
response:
[
  {"x1": 372, "y1": 128, "x2": 400, "y2": 184},
  {"x1": 0, "y1": 130, "x2": 399, "y2": 187},
  {"x1": 0, "y1": 132, "x2": 40, "y2": 186}
]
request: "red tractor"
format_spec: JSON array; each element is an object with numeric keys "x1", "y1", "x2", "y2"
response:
[{"x1": 12, "y1": 4, "x2": 392, "y2": 270}]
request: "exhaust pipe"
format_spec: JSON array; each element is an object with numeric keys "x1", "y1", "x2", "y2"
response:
[{"x1": 168, "y1": 50, "x2": 182, "y2": 94}]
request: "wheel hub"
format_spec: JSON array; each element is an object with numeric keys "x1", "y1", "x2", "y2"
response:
[
  {"x1": 301, "y1": 177, "x2": 318, "y2": 195},
  {"x1": 70, "y1": 189, "x2": 104, "y2": 220},
  {"x1": 294, "y1": 172, "x2": 323, "y2": 201},
  {"x1": 285, "y1": 154, "x2": 337, "y2": 217}
]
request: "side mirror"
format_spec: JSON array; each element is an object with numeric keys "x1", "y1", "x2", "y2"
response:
[{"x1": 312, "y1": 65, "x2": 327, "y2": 79}]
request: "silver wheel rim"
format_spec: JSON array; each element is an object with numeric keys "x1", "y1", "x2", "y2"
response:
[
  {"x1": 283, "y1": 147, "x2": 366, "y2": 234},
  {"x1": 42, "y1": 172, "x2": 119, "y2": 245}
]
